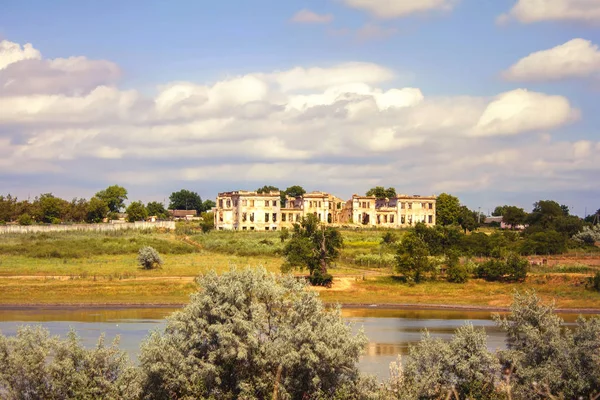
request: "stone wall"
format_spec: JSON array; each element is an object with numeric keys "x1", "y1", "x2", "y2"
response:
[{"x1": 0, "y1": 221, "x2": 176, "y2": 235}]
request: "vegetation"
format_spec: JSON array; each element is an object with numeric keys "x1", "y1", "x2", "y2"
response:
[
  {"x1": 282, "y1": 214, "x2": 343, "y2": 286},
  {"x1": 145, "y1": 201, "x2": 168, "y2": 219},
  {"x1": 136, "y1": 268, "x2": 367, "y2": 399},
  {"x1": 137, "y1": 246, "x2": 163, "y2": 270},
  {"x1": 435, "y1": 192, "x2": 461, "y2": 226},
  {"x1": 95, "y1": 185, "x2": 128, "y2": 213},
  {"x1": 395, "y1": 230, "x2": 433, "y2": 283},
  {"x1": 476, "y1": 253, "x2": 528, "y2": 282},
  {"x1": 365, "y1": 186, "x2": 396, "y2": 199},
  {"x1": 199, "y1": 211, "x2": 214, "y2": 233},
  {"x1": 168, "y1": 189, "x2": 210, "y2": 213},
  {"x1": 125, "y1": 201, "x2": 148, "y2": 222}
]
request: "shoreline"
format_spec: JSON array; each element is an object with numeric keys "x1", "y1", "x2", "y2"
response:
[{"x1": 1, "y1": 302, "x2": 600, "y2": 314}]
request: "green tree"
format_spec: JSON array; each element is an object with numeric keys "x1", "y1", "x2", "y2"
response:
[
  {"x1": 168, "y1": 189, "x2": 203, "y2": 212},
  {"x1": 279, "y1": 227, "x2": 290, "y2": 243},
  {"x1": 395, "y1": 231, "x2": 434, "y2": 283},
  {"x1": 0, "y1": 194, "x2": 17, "y2": 222},
  {"x1": 527, "y1": 200, "x2": 565, "y2": 228},
  {"x1": 202, "y1": 199, "x2": 216, "y2": 211},
  {"x1": 35, "y1": 193, "x2": 68, "y2": 223},
  {"x1": 282, "y1": 185, "x2": 306, "y2": 205},
  {"x1": 492, "y1": 205, "x2": 507, "y2": 217},
  {"x1": 502, "y1": 205, "x2": 526, "y2": 228},
  {"x1": 199, "y1": 211, "x2": 214, "y2": 233},
  {"x1": 125, "y1": 201, "x2": 148, "y2": 222},
  {"x1": 256, "y1": 185, "x2": 279, "y2": 194},
  {"x1": 64, "y1": 198, "x2": 88, "y2": 222},
  {"x1": 282, "y1": 214, "x2": 343, "y2": 280},
  {"x1": 146, "y1": 201, "x2": 168, "y2": 219},
  {"x1": 366, "y1": 186, "x2": 396, "y2": 199},
  {"x1": 86, "y1": 197, "x2": 108, "y2": 223},
  {"x1": 135, "y1": 268, "x2": 367, "y2": 399},
  {"x1": 18, "y1": 213, "x2": 33, "y2": 225},
  {"x1": 436, "y1": 193, "x2": 461, "y2": 226},
  {"x1": 458, "y1": 205, "x2": 479, "y2": 233},
  {"x1": 95, "y1": 185, "x2": 128, "y2": 213}
]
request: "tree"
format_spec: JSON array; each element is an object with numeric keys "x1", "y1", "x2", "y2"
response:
[
  {"x1": 256, "y1": 185, "x2": 279, "y2": 194},
  {"x1": 199, "y1": 211, "x2": 214, "y2": 233},
  {"x1": 137, "y1": 246, "x2": 163, "y2": 269},
  {"x1": 86, "y1": 197, "x2": 108, "y2": 223},
  {"x1": 458, "y1": 205, "x2": 478, "y2": 233},
  {"x1": 35, "y1": 193, "x2": 68, "y2": 223},
  {"x1": 435, "y1": 193, "x2": 460, "y2": 226},
  {"x1": 366, "y1": 186, "x2": 396, "y2": 199},
  {"x1": 492, "y1": 205, "x2": 507, "y2": 217},
  {"x1": 202, "y1": 199, "x2": 216, "y2": 211},
  {"x1": 279, "y1": 227, "x2": 290, "y2": 243},
  {"x1": 282, "y1": 214, "x2": 343, "y2": 282},
  {"x1": 146, "y1": 201, "x2": 167, "y2": 219},
  {"x1": 0, "y1": 326, "x2": 133, "y2": 399},
  {"x1": 95, "y1": 185, "x2": 128, "y2": 213},
  {"x1": 125, "y1": 201, "x2": 148, "y2": 222},
  {"x1": 282, "y1": 185, "x2": 306, "y2": 205},
  {"x1": 65, "y1": 198, "x2": 88, "y2": 222},
  {"x1": 135, "y1": 268, "x2": 367, "y2": 399},
  {"x1": 527, "y1": 200, "x2": 565, "y2": 229},
  {"x1": 168, "y1": 189, "x2": 203, "y2": 212},
  {"x1": 502, "y1": 205, "x2": 526, "y2": 229},
  {"x1": 395, "y1": 231, "x2": 434, "y2": 283}
]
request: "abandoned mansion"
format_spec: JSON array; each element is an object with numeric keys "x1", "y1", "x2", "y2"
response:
[{"x1": 214, "y1": 190, "x2": 436, "y2": 231}]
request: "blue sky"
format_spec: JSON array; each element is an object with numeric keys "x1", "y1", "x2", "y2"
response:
[{"x1": 0, "y1": 0, "x2": 599, "y2": 215}]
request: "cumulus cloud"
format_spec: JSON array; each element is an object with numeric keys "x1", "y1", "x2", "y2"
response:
[
  {"x1": 341, "y1": 0, "x2": 458, "y2": 18},
  {"x1": 498, "y1": 0, "x2": 600, "y2": 24},
  {"x1": 290, "y1": 9, "x2": 333, "y2": 24},
  {"x1": 473, "y1": 89, "x2": 578, "y2": 136},
  {"x1": 1, "y1": 38, "x2": 596, "y2": 207},
  {"x1": 0, "y1": 39, "x2": 120, "y2": 95},
  {"x1": 503, "y1": 39, "x2": 600, "y2": 81}
]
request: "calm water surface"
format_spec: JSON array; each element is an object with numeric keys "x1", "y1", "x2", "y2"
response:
[{"x1": 0, "y1": 307, "x2": 591, "y2": 380}]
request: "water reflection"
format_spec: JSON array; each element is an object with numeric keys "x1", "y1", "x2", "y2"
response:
[{"x1": 0, "y1": 307, "x2": 595, "y2": 380}]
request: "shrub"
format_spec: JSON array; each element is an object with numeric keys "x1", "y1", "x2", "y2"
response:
[
  {"x1": 587, "y1": 272, "x2": 600, "y2": 292},
  {"x1": 18, "y1": 213, "x2": 33, "y2": 225},
  {"x1": 381, "y1": 231, "x2": 398, "y2": 244},
  {"x1": 309, "y1": 270, "x2": 334, "y2": 287},
  {"x1": 447, "y1": 263, "x2": 469, "y2": 283},
  {"x1": 354, "y1": 253, "x2": 395, "y2": 268},
  {"x1": 476, "y1": 253, "x2": 528, "y2": 282},
  {"x1": 520, "y1": 230, "x2": 567, "y2": 255},
  {"x1": 0, "y1": 327, "x2": 133, "y2": 399},
  {"x1": 137, "y1": 246, "x2": 163, "y2": 269},
  {"x1": 136, "y1": 268, "x2": 366, "y2": 399},
  {"x1": 573, "y1": 225, "x2": 600, "y2": 245}
]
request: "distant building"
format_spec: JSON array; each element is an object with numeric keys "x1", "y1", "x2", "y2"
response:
[
  {"x1": 214, "y1": 190, "x2": 436, "y2": 231},
  {"x1": 169, "y1": 209, "x2": 198, "y2": 221}
]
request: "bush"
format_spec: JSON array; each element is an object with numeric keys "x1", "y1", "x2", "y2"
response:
[
  {"x1": 381, "y1": 231, "x2": 398, "y2": 244},
  {"x1": 137, "y1": 246, "x2": 163, "y2": 269},
  {"x1": 0, "y1": 327, "x2": 133, "y2": 399},
  {"x1": 573, "y1": 225, "x2": 600, "y2": 245},
  {"x1": 587, "y1": 272, "x2": 600, "y2": 292},
  {"x1": 520, "y1": 230, "x2": 567, "y2": 255},
  {"x1": 447, "y1": 263, "x2": 469, "y2": 283},
  {"x1": 476, "y1": 253, "x2": 528, "y2": 282},
  {"x1": 309, "y1": 270, "x2": 334, "y2": 287},
  {"x1": 18, "y1": 213, "x2": 33, "y2": 225},
  {"x1": 353, "y1": 253, "x2": 395, "y2": 268},
  {"x1": 136, "y1": 268, "x2": 366, "y2": 399}
]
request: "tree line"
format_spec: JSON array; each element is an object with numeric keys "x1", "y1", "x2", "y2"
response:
[
  {"x1": 1, "y1": 270, "x2": 598, "y2": 399},
  {"x1": 0, "y1": 186, "x2": 215, "y2": 225}
]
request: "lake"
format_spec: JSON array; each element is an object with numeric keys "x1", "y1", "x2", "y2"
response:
[{"x1": 0, "y1": 306, "x2": 590, "y2": 380}]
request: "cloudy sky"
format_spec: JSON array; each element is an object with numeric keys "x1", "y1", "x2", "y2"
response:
[{"x1": 1, "y1": 0, "x2": 599, "y2": 215}]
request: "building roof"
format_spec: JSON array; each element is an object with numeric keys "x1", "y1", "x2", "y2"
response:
[{"x1": 169, "y1": 209, "x2": 198, "y2": 217}]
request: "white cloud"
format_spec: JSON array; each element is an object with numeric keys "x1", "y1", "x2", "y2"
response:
[
  {"x1": 499, "y1": 0, "x2": 600, "y2": 24},
  {"x1": 503, "y1": 39, "x2": 600, "y2": 81},
  {"x1": 341, "y1": 0, "x2": 458, "y2": 18},
  {"x1": 0, "y1": 40, "x2": 120, "y2": 95},
  {"x1": 2, "y1": 38, "x2": 597, "y2": 206},
  {"x1": 473, "y1": 89, "x2": 578, "y2": 136},
  {"x1": 290, "y1": 9, "x2": 333, "y2": 24}
]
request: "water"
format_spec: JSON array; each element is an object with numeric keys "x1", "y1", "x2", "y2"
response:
[{"x1": 0, "y1": 306, "x2": 591, "y2": 380}]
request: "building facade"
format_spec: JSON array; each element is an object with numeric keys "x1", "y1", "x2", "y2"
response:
[{"x1": 215, "y1": 190, "x2": 436, "y2": 231}]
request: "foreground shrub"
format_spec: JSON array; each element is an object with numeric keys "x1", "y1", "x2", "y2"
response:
[
  {"x1": 0, "y1": 327, "x2": 133, "y2": 399},
  {"x1": 136, "y1": 268, "x2": 366, "y2": 399},
  {"x1": 137, "y1": 246, "x2": 163, "y2": 269}
]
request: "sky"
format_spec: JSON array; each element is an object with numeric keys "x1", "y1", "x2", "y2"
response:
[{"x1": 0, "y1": 0, "x2": 599, "y2": 216}]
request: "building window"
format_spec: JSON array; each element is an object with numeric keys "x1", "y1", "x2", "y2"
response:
[
  {"x1": 233, "y1": 200, "x2": 238, "y2": 207},
  {"x1": 390, "y1": 215, "x2": 395, "y2": 223},
  {"x1": 265, "y1": 200, "x2": 269, "y2": 207},
  {"x1": 384, "y1": 215, "x2": 388, "y2": 223},
  {"x1": 408, "y1": 203, "x2": 412, "y2": 210},
  {"x1": 242, "y1": 226, "x2": 247, "y2": 230},
  {"x1": 282, "y1": 213, "x2": 286, "y2": 222},
  {"x1": 242, "y1": 212, "x2": 247, "y2": 222},
  {"x1": 250, "y1": 213, "x2": 255, "y2": 222},
  {"x1": 429, "y1": 203, "x2": 433, "y2": 209},
  {"x1": 319, "y1": 201, "x2": 321, "y2": 207},
  {"x1": 265, "y1": 227, "x2": 269, "y2": 231},
  {"x1": 400, "y1": 202, "x2": 405, "y2": 209},
  {"x1": 242, "y1": 200, "x2": 247, "y2": 206},
  {"x1": 272, "y1": 227, "x2": 277, "y2": 231},
  {"x1": 377, "y1": 215, "x2": 381, "y2": 224},
  {"x1": 428, "y1": 215, "x2": 433, "y2": 224},
  {"x1": 219, "y1": 199, "x2": 223, "y2": 208},
  {"x1": 401, "y1": 215, "x2": 406, "y2": 224},
  {"x1": 273, "y1": 201, "x2": 277, "y2": 207},
  {"x1": 272, "y1": 213, "x2": 277, "y2": 222},
  {"x1": 250, "y1": 226, "x2": 255, "y2": 230},
  {"x1": 219, "y1": 212, "x2": 223, "y2": 222},
  {"x1": 226, "y1": 200, "x2": 231, "y2": 208},
  {"x1": 265, "y1": 213, "x2": 269, "y2": 222}
]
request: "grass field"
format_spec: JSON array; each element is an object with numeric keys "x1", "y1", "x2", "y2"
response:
[{"x1": 1, "y1": 227, "x2": 599, "y2": 308}]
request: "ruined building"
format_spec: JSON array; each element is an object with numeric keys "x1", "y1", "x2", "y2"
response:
[{"x1": 214, "y1": 190, "x2": 436, "y2": 231}]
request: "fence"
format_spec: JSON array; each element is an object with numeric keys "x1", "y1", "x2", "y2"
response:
[{"x1": 0, "y1": 221, "x2": 176, "y2": 235}]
